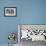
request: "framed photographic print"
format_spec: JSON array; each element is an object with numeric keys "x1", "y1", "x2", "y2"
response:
[{"x1": 4, "y1": 7, "x2": 17, "y2": 17}]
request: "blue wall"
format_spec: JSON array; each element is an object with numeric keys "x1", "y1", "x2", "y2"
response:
[{"x1": 0, "y1": 0, "x2": 46, "y2": 44}]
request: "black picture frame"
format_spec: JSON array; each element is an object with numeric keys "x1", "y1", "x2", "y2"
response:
[{"x1": 4, "y1": 7, "x2": 17, "y2": 17}]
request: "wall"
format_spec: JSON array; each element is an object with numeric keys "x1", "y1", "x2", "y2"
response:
[
  {"x1": 20, "y1": 0, "x2": 46, "y2": 24},
  {"x1": 0, "y1": 0, "x2": 21, "y2": 44},
  {"x1": 0, "y1": 0, "x2": 46, "y2": 44}
]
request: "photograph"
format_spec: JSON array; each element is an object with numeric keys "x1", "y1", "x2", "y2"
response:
[{"x1": 4, "y1": 7, "x2": 16, "y2": 17}]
